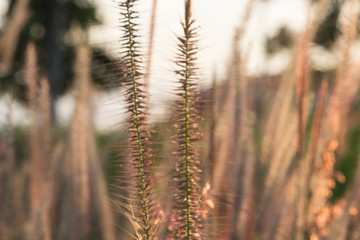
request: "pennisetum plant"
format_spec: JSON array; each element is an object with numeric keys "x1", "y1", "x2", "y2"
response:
[
  {"x1": 24, "y1": 42, "x2": 54, "y2": 240},
  {"x1": 118, "y1": 0, "x2": 159, "y2": 239},
  {"x1": 171, "y1": 0, "x2": 204, "y2": 239}
]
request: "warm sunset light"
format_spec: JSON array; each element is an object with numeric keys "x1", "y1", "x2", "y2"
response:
[{"x1": 0, "y1": 0, "x2": 359, "y2": 239}]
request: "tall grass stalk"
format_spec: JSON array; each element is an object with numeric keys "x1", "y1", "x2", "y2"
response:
[
  {"x1": 88, "y1": 130, "x2": 116, "y2": 240},
  {"x1": 70, "y1": 40, "x2": 92, "y2": 239},
  {"x1": 144, "y1": 0, "x2": 158, "y2": 89},
  {"x1": 25, "y1": 42, "x2": 43, "y2": 211},
  {"x1": 210, "y1": 30, "x2": 241, "y2": 239},
  {"x1": 0, "y1": 96, "x2": 17, "y2": 240},
  {"x1": 306, "y1": 1, "x2": 360, "y2": 238},
  {"x1": 308, "y1": 80, "x2": 328, "y2": 161},
  {"x1": 231, "y1": 2, "x2": 256, "y2": 238},
  {"x1": 26, "y1": 134, "x2": 62, "y2": 240},
  {"x1": 119, "y1": 0, "x2": 158, "y2": 239},
  {"x1": 24, "y1": 43, "x2": 52, "y2": 239},
  {"x1": 294, "y1": 7, "x2": 312, "y2": 240},
  {"x1": 24, "y1": 42, "x2": 53, "y2": 239},
  {"x1": 172, "y1": 0, "x2": 203, "y2": 239}
]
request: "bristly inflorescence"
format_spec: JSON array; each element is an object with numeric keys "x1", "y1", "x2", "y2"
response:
[
  {"x1": 118, "y1": 0, "x2": 158, "y2": 239},
  {"x1": 172, "y1": 0, "x2": 204, "y2": 239}
]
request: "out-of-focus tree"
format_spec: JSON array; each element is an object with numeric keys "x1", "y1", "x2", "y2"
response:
[
  {"x1": 264, "y1": 0, "x2": 346, "y2": 90},
  {"x1": 265, "y1": 0, "x2": 343, "y2": 55},
  {"x1": 0, "y1": 0, "x2": 124, "y2": 119}
]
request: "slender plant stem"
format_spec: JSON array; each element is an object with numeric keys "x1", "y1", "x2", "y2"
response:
[{"x1": 121, "y1": 1, "x2": 153, "y2": 238}]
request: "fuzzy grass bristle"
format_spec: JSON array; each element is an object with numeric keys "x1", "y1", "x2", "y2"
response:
[
  {"x1": 118, "y1": 0, "x2": 158, "y2": 239},
  {"x1": 171, "y1": 0, "x2": 204, "y2": 239}
]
